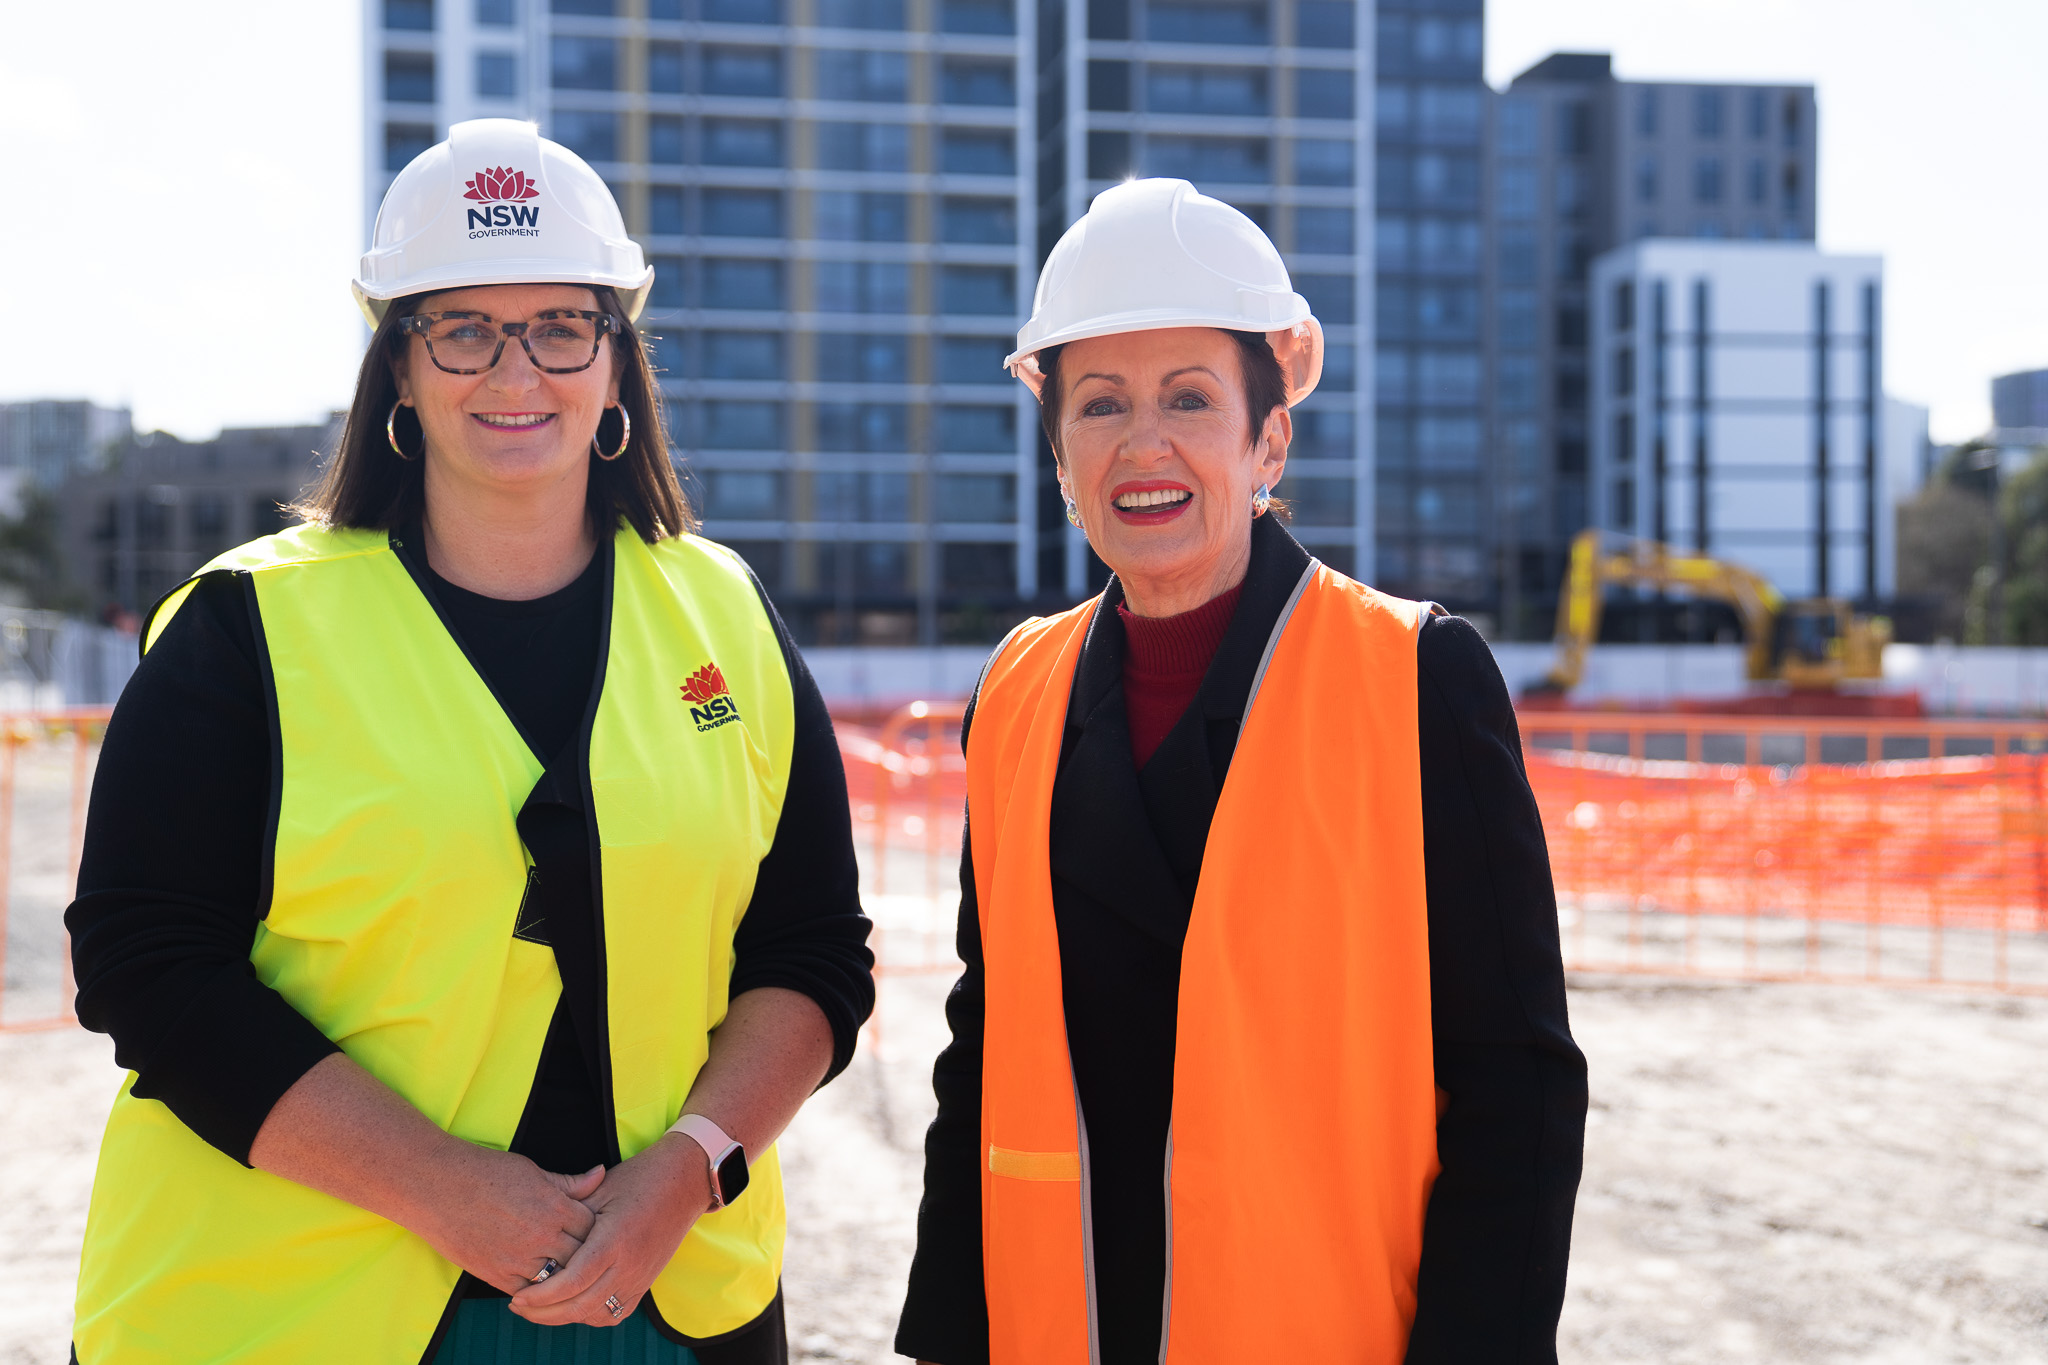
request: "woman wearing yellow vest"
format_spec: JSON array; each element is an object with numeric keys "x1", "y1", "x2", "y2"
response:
[
  {"x1": 64, "y1": 120, "x2": 872, "y2": 1364},
  {"x1": 895, "y1": 179, "x2": 1587, "y2": 1364}
]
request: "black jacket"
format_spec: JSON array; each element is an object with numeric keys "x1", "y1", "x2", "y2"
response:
[{"x1": 896, "y1": 516, "x2": 1588, "y2": 1365}]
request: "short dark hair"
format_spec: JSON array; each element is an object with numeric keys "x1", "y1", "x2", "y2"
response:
[
  {"x1": 296, "y1": 285, "x2": 693, "y2": 542},
  {"x1": 1034, "y1": 328, "x2": 1288, "y2": 467}
]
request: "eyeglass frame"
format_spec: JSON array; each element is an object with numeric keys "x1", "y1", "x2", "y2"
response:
[{"x1": 396, "y1": 309, "x2": 625, "y2": 376}]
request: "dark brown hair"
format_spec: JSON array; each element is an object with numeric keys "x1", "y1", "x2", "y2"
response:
[
  {"x1": 1035, "y1": 329, "x2": 1289, "y2": 467},
  {"x1": 297, "y1": 285, "x2": 692, "y2": 542}
]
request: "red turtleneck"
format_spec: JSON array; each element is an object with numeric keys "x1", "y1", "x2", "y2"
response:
[{"x1": 1115, "y1": 584, "x2": 1242, "y2": 769}]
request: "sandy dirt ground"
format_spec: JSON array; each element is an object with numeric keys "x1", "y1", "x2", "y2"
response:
[{"x1": 9, "y1": 973, "x2": 2048, "y2": 1365}]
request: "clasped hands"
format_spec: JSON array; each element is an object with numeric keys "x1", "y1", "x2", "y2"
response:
[{"x1": 415, "y1": 1132, "x2": 714, "y2": 1328}]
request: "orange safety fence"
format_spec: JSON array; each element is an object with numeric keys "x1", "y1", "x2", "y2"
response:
[
  {"x1": 1523, "y1": 714, "x2": 2048, "y2": 992},
  {"x1": 0, "y1": 709, "x2": 110, "y2": 1033}
]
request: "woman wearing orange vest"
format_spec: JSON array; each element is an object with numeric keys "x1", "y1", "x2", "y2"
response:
[{"x1": 895, "y1": 179, "x2": 1587, "y2": 1365}]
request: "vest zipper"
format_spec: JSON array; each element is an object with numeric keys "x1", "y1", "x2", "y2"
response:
[{"x1": 1074, "y1": 1069, "x2": 1103, "y2": 1365}]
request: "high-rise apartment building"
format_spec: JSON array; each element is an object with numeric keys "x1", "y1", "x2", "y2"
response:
[
  {"x1": 365, "y1": 0, "x2": 1037, "y2": 644},
  {"x1": 0, "y1": 400, "x2": 132, "y2": 496},
  {"x1": 1489, "y1": 53, "x2": 1817, "y2": 635},
  {"x1": 1371, "y1": 0, "x2": 1488, "y2": 611},
  {"x1": 1032, "y1": 0, "x2": 1373, "y2": 596}
]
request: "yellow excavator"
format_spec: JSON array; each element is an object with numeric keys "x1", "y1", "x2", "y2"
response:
[{"x1": 1538, "y1": 529, "x2": 1891, "y2": 693}]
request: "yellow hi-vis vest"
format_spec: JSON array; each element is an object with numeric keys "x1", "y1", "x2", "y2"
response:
[{"x1": 73, "y1": 523, "x2": 795, "y2": 1365}]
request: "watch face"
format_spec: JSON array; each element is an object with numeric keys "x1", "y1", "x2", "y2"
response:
[{"x1": 715, "y1": 1147, "x2": 750, "y2": 1205}]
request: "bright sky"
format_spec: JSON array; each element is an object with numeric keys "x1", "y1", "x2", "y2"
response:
[{"x1": 2, "y1": 0, "x2": 2040, "y2": 442}]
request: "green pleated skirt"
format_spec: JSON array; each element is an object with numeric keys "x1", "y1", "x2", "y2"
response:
[{"x1": 430, "y1": 1298, "x2": 699, "y2": 1365}]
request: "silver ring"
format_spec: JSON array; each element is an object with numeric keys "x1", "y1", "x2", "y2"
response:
[
  {"x1": 604, "y1": 1293, "x2": 624, "y2": 1319},
  {"x1": 530, "y1": 1257, "x2": 559, "y2": 1284}
]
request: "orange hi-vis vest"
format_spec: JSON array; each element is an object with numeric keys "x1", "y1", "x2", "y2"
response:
[{"x1": 968, "y1": 562, "x2": 1440, "y2": 1364}]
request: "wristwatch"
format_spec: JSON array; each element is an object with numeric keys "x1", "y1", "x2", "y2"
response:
[{"x1": 667, "y1": 1113, "x2": 750, "y2": 1208}]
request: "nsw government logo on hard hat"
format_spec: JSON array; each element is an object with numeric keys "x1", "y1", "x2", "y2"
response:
[
  {"x1": 681, "y1": 663, "x2": 741, "y2": 732},
  {"x1": 462, "y1": 166, "x2": 541, "y2": 240}
]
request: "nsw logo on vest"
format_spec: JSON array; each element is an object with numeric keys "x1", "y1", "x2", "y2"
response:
[
  {"x1": 463, "y1": 167, "x2": 541, "y2": 240},
  {"x1": 682, "y1": 663, "x2": 741, "y2": 732}
]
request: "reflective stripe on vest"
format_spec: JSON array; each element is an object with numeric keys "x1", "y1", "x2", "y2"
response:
[
  {"x1": 969, "y1": 563, "x2": 1440, "y2": 1365},
  {"x1": 75, "y1": 525, "x2": 795, "y2": 1364}
]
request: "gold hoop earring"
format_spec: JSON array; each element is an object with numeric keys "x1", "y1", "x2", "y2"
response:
[
  {"x1": 386, "y1": 402, "x2": 419, "y2": 462},
  {"x1": 593, "y1": 403, "x2": 631, "y2": 462}
]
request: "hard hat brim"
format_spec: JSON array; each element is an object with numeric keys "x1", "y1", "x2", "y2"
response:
[
  {"x1": 353, "y1": 265, "x2": 656, "y2": 328},
  {"x1": 1008, "y1": 314, "x2": 1323, "y2": 408}
]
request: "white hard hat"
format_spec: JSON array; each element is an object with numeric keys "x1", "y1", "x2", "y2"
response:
[
  {"x1": 353, "y1": 118, "x2": 654, "y2": 326},
  {"x1": 1007, "y1": 178, "x2": 1323, "y2": 406}
]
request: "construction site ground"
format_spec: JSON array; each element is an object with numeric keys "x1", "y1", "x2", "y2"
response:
[{"x1": 6, "y1": 856, "x2": 2048, "y2": 1360}]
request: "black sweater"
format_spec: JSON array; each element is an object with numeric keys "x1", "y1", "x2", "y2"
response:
[
  {"x1": 68, "y1": 535, "x2": 872, "y2": 1190},
  {"x1": 895, "y1": 516, "x2": 1588, "y2": 1365}
]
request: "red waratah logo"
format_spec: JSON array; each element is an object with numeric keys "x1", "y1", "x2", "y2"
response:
[
  {"x1": 682, "y1": 663, "x2": 742, "y2": 732},
  {"x1": 463, "y1": 167, "x2": 541, "y2": 202}
]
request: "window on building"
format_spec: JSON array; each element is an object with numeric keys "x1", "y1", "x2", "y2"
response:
[
  {"x1": 705, "y1": 0, "x2": 779, "y2": 19},
  {"x1": 817, "y1": 50, "x2": 910, "y2": 102},
  {"x1": 1557, "y1": 100, "x2": 1591, "y2": 155},
  {"x1": 1614, "y1": 279, "x2": 1635, "y2": 332},
  {"x1": 1320, "y1": 342, "x2": 1355, "y2": 391},
  {"x1": 1375, "y1": 152, "x2": 1411, "y2": 208},
  {"x1": 816, "y1": 0, "x2": 905, "y2": 27},
  {"x1": 648, "y1": 329, "x2": 686, "y2": 375},
  {"x1": 1291, "y1": 138, "x2": 1351, "y2": 187},
  {"x1": 937, "y1": 472, "x2": 1016, "y2": 520},
  {"x1": 1088, "y1": 0, "x2": 1131, "y2": 39},
  {"x1": 1746, "y1": 88, "x2": 1768, "y2": 138},
  {"x1": 816, "y1": 541, "x2": 908, "y2": 593},
  {"x1": 1497, "y1": 289, "x2": 1537, "y2": 348},
  {"x1": 385, "y1": 122, "x2": 436, "y2": 171},
  {"x1": 1373, "y1": 215, "x2": 1409, "y2": 269},
  {"x1": 1417, "y1": 349, "x2": 1482, "y2": 403},
  {"x1": 813, "y1": 468, "x2": 909, "y2": 520},
  {"x1": 1555, "y1": 163, "x2": 1589, "y2": 216},
  {"x1": 385, "y1": 52, "x2": 436, "y2": 103},
  {"x1": 1144, "y1": 136, "x2": 1271, "y2": 183},
  {"x1": 703, "y1": 188, "x2": 783, "y2": 237},
  {"x1": 648, "y1": 115, "x2": 685, "y2": 164},
  {"x1": 1694, "y1": 88, "x2": 1724, "y2": 138},
  {"x1": 550, "y1": 110, "x2": 617, "y2": 162},
  {"x1": 816, "y1": 122, "x2": 911, "y2": 171},
  {"x1": 1295, "y1": 206, "x2": 1353, "y2": 254},
  {"x1": 648, "y1": 0, "x2": 682, "y2": 16},
  {"x1": 1148, "y1": 65, "x2": 1267, "y2": 116},
  {"x1": 1636, "y1": 155, "x2": 1658, "y2": 203},
  {"x1": 814, "y1": 407, "x2": 911, "y2": 454},
  {"x1": 1613, "y1": 411, "x2": 1636, "y2": 465},
  {"x1": 1497, "y1": 94, "x2": 1537, "y2": 156},
  {"x1": 1375, "y1": 83, "x2": 1411, "y2": 134},
  {"x1": 705, "y1": 47, "x2": 782, "y2": 97},
  {"x1": 1294, "y1": 68, "x2": 1352, "y2": 119},
  {"x1": 1087, "y1": 60, "x2": 1132, "y2": 111},
  {"x1": 1746, "y1": 158, "x2": 1768, "y2": 204},
  {"x1": 703, "y1": 258, "x2": 784, "y2": 311},
  {"x1": 1496, "y1": 354, "x2": 1537, "y2": 410},
  {"x1": 940, "y1": 266, "x2": 1016, "y2": 316},
  {"x1": 1376, "y1": 288, "x2": 1412, "y2": 344},
  {"x1": 1635, "y1": 86, "x2": 1659, "y2": 136},
  {"x1": 648, "y1": 257, "x2": 685, "y2": 308},
  {"x1": 936, "y1": 406, "x2": 1016, "y2": 452},
  {"x1": 551, "y1": 36, "x2": 615, "y2": 90},
  {"x1": 941, "y1": 197, "x2": 1017, "y2": 245},
  {"x1": 647, "y1": 41, "x2": 684, "y2": 94},
  {"x1": 942, "y1": 0, "x2": 1015, "y2": 33},
  {"x1": 648, "y1": 184, "x2": 685, "y2": 233},
  {"x1": 248, "y1": 494, "x2": 291, "y2": 537},
  {"x1": 476, "y1": 51, "x2": 518, "y2": 98},
  {"x1": 1414, "y1": 217, "x2": 1478, "y2": 272},
  {"x1": 1611, "y1": 477, "x2": 1635, "y2": 530},
  {"x1": 1296, "y1": 1, "x2": 1353, "y2": 48},
  {"x1": 1782, "y1": 95, "x2": 1802, "y2": 147},
  {"x1": 385, "y1": 0, "x2": 434, "y2": 30},
  {"x1": 188, "y1": 495, "x2": 229, "y2": 559},
  {"x1": 1294, "y1": 273, "x2": 1354, "y2": 326},
  {"x1": 1496, "y1": 227, "x2": 1536, "y2": 285},
  {"x1": 1613, "y1": 345, "x2": 1635, "y2": 397},
  {"x1": 1495, "y1": 164, "x2": 1536, "y2": 219},
  {"x1": 1087, "y1": 131, "x2": 1134, "y2": 180},
  {"x1": 702, "y1": 401, "x2": 783, "y2": 449},
  {"x1": 814, "y1": 191, "x2": 909, "y2": 241},
  {"x1": 701, "y1": 331, "x2": 784, "y2": 381},
  {"x1": 701, "y1": 471, "x2": 785, "y2": 521},
  {"x1": 939, "y1": 335, "x2": 1009, "y2": 384},
  {"x1": 704, "y1": 118, "x2": 783, "y2": 167},
  {"x1": 942, "y1": 543, "x2": 1015, "y2": 591},
  {"x1": 942, "y1": 57, "x2": 1016, "y2": 106},
  {"x1": 1415, "y1": 285, "x2": 1477, "y2": 341},
  {"x1": 1782, "y1": 161, "x2": 1802, "y2": 214},
  {"x1": 941, "y1": 127, "x2": 1015, "y2": 175},
  {"x1": 1694, "y1": 156, "x2": 1723, "y2": 204},
  {"x1": 815, "y1": 333, "x2": 910, "y2": 383},
  {"x1": 476, "y1": 0, "x2": 513, "y2": 21},
  {"x1": 1412, "y1": 151, "x2": 1475, "y2": 205},
  {"x1": 1292, "y1": 407, "x2": 1353, "y2": 459},
  {"x1": 815, "y1": 261, "x2": 911, "y2": 314},
  {"x1": 1144, "y1": 0, "x2": 1267, "y2": 44},
  {"x1": 1286, "y1": 477, "x2": 1353, "y2": 526},
  {"x1": 1417, "y1": 85, "x2": 1481, "y2": 143},
  {"x1": 1417, "y1": 417, "x2": 1481, "y2": 468}
]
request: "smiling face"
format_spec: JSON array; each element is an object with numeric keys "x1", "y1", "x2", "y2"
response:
[
  {"x1": 393, "y1": 282, "x2": 620, "y2": 507},
  {"x1": 1055, "y1": 327, "x2": 1289, "y2": 617}
]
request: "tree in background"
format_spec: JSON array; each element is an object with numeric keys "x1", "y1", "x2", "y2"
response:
[
  {"x1": 0, "y1": 489, "x2": 87, "y2": 615},
  {"x1": 1996, "y1": 450, "x2": 2048, "y2": 645},
  {"x1": 1897, "y1": 443, "x2": 1994, "y2": 642}
]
